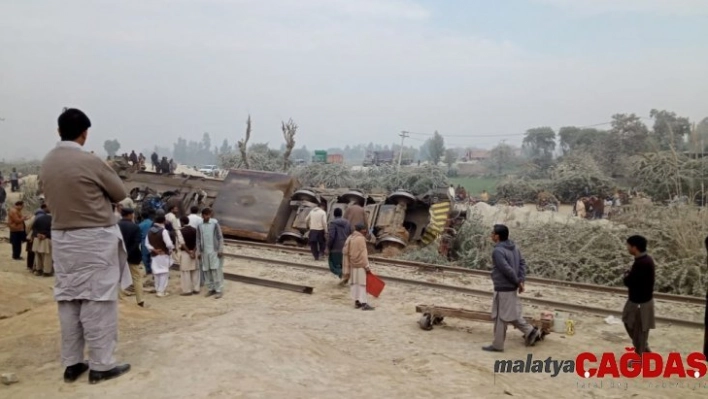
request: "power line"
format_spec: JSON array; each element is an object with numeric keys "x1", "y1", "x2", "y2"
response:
[
  {"x1": 397, "y1": 131, "x2": 409, "y2": 171},
  {"x1": 401, "y1": 118, "x2": 650, "y2": 140}
]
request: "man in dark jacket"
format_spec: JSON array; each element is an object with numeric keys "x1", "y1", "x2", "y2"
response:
[
  {"x1": 482, "y1": 224, "x2": 540, "y2": 352},
  {"x1": 327, "y1": 208, "x2": 352, "y2": 282},
  {"x1": 118, "y1": 208, "x2": 147, "y2": 308},
  {"x1": 704, "y1": 236, "x2": 708, "y2": 359},
  {"x1": 622, "y1": 235, "x2": 655, "y2": 356}
]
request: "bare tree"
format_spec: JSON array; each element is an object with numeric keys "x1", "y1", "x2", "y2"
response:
[
  {"x1": 238, "y1": 115, "x2": 252, "y2": 169},
  {"x1": 281, "y1": 119, "x2": 298, "y2": 171}
]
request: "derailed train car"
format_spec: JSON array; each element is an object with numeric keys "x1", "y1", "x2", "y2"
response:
[
  {"x1": 276, "y1": 185, "x2": 453, "y2": 251},
  {"x1": 116, "y1": 167, "x2": 453, "y2": 251}
]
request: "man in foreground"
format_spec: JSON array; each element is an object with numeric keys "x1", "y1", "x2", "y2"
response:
[
  {"x1": 118, "y1": 208, "x2": 147, "y2": 307},
  {"x1": 622, "y1": 235, "x2": 655, "y2": 356},
  {"x1": 40, "y1": 108, "x2": 131, "y2": 384},
  {"x1": 343, "y1": 223, "x2": 374, "y2": 311},
  {"x1": 197, "y1": 208, "x2": 224, "y2": 299},
  {"x1": 483, "y1": 224, "x2": 540, "y2": 352},
  {"x1": 305, "y1": 203, "x2": 327, "y2": 261}
]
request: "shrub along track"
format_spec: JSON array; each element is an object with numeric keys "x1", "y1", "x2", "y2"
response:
[{"x1": 222, "y1": 240, "x2": 704, "y2": 329}]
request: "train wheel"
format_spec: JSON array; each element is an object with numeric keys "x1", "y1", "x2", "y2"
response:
[
  {"x1": 341, "y1": 191, "x2": 366, "y2": 206},
  {"x1": 292, "y1": 189, "x2": 319, "y2": 204}
]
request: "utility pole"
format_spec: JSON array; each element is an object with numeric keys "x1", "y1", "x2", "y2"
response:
[{"x1": 397, "y1": 130, "x2": 409, "y2": 172}]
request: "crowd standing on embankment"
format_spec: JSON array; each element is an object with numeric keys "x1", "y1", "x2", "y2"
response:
[{"x1": 1, "y1": 107, "x2": 707, "y2": 387}]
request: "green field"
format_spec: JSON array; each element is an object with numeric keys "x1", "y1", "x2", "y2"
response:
[{"x1": 449, "y1": 176, "x2": 499, "y2": 195}]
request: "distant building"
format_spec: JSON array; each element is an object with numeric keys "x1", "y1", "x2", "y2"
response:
[{"x1": 463, "y1": 150, "x2": 491, "y2": 163}]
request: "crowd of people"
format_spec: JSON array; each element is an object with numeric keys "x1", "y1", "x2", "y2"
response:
[
  {"x1": 303, "y1": 198, "x2": 376, "y2": 310},
  {"x1": 110, "y1": 150, "x2": 176, "y2": 175},
  {"x1": 3, "y1": 107, "x2": 707, "y2": 388}
]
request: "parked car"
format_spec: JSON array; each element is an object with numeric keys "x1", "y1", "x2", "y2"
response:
[{"x1": 199, "y1": 165, "x2": 220, "y2": 177}]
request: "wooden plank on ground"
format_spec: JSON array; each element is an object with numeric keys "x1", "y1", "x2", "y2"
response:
[{"x1": 415, "y1": 304, "x2": 534, "y2": 324}]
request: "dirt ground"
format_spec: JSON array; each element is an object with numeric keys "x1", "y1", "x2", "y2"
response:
[{"x1": 0, "y1": 226, "x2": 706, "y2": 399}]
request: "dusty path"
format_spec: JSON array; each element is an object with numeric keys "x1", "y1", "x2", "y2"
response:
[{"x1": 0, "y1": 234, "x2": 706, "y2": 399}]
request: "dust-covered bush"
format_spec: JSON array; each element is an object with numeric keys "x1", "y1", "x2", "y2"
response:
[
  {"x1": 293, "y1": 163, "x2": 449, "y2": 195},
  {"x1": 292, "y1": 163, "x2": 356, "y2": 188},
  {"x1": 445, "y1": 205, "x2": 708, "y2": 296},
  {"x1": 550, "y1": 153, "x2": 615, "y2": 202},
  {"x1": 629, "y1": 152, "x2": 707, "y2": 202},
  {"x1": 495, "y1": 177, "x2": 546, "y2": 202},
  {"x1": 219, "y1": 143, "x2": 284, "y2": 172}
]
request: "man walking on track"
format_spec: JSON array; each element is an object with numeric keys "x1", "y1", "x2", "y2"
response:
[
  {"x1": 343, "y1": 223, "x2": 374, "y2": 311},
  {"x1": 483, "y1": 224, "x2": 540, "y2": 352},
  {"x1": 305, "y1": 203, "x2": 327, "y2": 261},
  {"x1": 197, "y1": 208, "x2": 224, "y2": 299},
  {"x1": 40, "y1": 108, "x2": 131, "y2": 384},
  {"x1": 327, "y1": 207, "x2": 351, "y2": 282}
]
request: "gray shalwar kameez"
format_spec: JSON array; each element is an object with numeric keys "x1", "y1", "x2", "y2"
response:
[
  {"x1": 53, "y1": 225, "x2": 131, "y2": 371},
  {"x1": 197, "y1": 220, "x2": 224, "y2": 293}
]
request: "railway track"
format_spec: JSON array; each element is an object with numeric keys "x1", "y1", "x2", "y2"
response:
[
  {"x1": 221, "y1": 252, "x2": 704, "y2": 329},
  {"x1": 223, "y1": 239, "x2": 705, "y2": 306}
]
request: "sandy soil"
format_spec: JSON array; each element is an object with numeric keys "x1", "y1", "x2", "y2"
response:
[{"x1": 0, "y1": 224, "x2": 706, "y2": 399}]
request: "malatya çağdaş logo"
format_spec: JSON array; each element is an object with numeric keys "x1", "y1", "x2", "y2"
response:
[{"x1": 494, "y1": 349, "x2": 708, "y2": 378}]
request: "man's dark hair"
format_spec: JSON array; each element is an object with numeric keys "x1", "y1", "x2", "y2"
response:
[
  {"x1": 155, "y1": 215, "x2": 166, "y2": 224},
  {"x1": 141, "y1": 210, "x2": 152, "y2": 220},
  {"x1": 15, "y1": 200, "x2": 23, "y2": 206},
  {"x1": 190, "y1": 205, "x2": 199, "y2": 214},
  {"x1": 180, "y1": 216, "x2": 189, "y2": 225},
  {"x1": 201, "y1": 207, "x2": 212, "y2": 216},
  {"x1": 627, "y1": 235, "x2": 648, "y2": 253},
  {"x1": 40, "y1": 203, "x2": 48, "y2": 210},
  {"x1": 58, "y1": 108, "x2": 91, "y2": 141},
  {"x1": 334, "y1": 208, "x2": 343, "y2": 218},
  {"x1": 493, "y1": 224, "x2": 509, "y2": 241},
  {"x1": 121, "y1": 208, "x2": 134, "y2": 217},
  {"x1": 355, "y1": 223, "x2": 366, "y2": 232}
]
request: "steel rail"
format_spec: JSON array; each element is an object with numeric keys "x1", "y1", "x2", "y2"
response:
[
  {"x1": 223, "y1": 272, "x2": 313, "y2": 294},
  {"x1": 223, "y1": 239, "x2": 705, "y2": 306},
  {"x1": 222, "y1": 252, "x2": 704, "y2": 329}
]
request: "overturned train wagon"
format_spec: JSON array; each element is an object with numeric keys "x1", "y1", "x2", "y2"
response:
[
  {"x1": 276, "y1": 186, "x2": 453, "y2": 251},
  {"x1": 211, "y1": 169, "x2": 298, "y2": 242},
  {"x1": 119, "y1": 168, "x2": 453, "y2": 249}
]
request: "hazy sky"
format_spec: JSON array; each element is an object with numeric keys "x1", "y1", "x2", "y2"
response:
[{"x1": 1, "y1": 0, "x2": 706, "y2": 160}]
